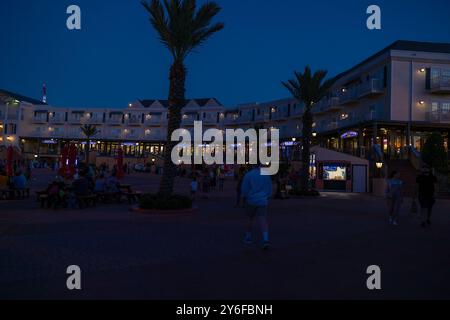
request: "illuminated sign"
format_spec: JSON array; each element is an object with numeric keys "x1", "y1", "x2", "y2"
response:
[{"x1": 341, "y1": 131, "x2": 358, "y2": 139}]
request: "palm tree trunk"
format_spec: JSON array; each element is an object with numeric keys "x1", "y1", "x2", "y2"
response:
[
  {"x1": 301, "y1": 108, "x2": 313, "y2": 191},
  {"x1": 85, "y1": 139, "x2": 91, "y2": 165},
  {"x1": 159, "y1": 60, "x2": 186, "y2": 196}
]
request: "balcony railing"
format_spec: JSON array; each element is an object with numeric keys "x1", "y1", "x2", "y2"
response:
[
  {"x1": 357, "y1": 79, "x2": 384, "y2": 97},
  {"x1": 427, "y1": 111, "x2": 450, "y2": 123},
  {"x1": 127, "y1": 118, "x2": 142, "y2": 126},
  {"x1": 181, "y1": 118, "x2": 196, "y2": 126},
  {"x1": 85, "y1": 116, "x2": 104, "y2": 125},
  {"x1": 107, "y1": 118, "x2": 123, "y2": 125},
  {"x1": 338, "y1": 87, "x2": 358, "y2": 105},
  {"x1": 33, "y1": 116, "x2": 48, "y2": 123},
  {"x1": 68, "y1": 116, "x2": 83, "y2": 124},
  {"x1": 144, "y1": 117, "x2": 164, "y2": 126},
  {"x1": 49, "y1": 116, "x2": 65, "y2": 124},
  {"x1": 430, "y1": 74, "x2": 450, "y2": 93}
]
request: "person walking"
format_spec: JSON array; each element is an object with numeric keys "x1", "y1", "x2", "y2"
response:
[
  {"x1": 416, "y1": 166, "x2": 438, "y2": 228},
  {"x1": 241, "y1": 165, "x2": 273, "y2": 250},
  {"x1": 385, "y1": 171, "x2": 404, "y2": 226}
]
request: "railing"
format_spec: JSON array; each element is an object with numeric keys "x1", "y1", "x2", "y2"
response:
[
  {"x1": 430, "y1": 71, "x2": 450, "y2": 90},
  {"x1": 49, "y1": 116, "x2": 65, "y2": 124},
  {"x1": 107, "y1": 118, "x2": 123, "y2": 125},
  {"x1": 127, "y1": 118, "x2": 142, "y2": 125},
  {"x1": 68, "y1": 117, "x2": 83, "y2": 124},
  {"x1": 427, "y1": 111, "x2": 450, "y2": 123},
  {"x1": 338, "y1": 87, "x2": 358, "y2": 105},
  {"x1": 255, "y1": 113, "x2": 270, "y2": 122},
  {"x1": 358, "y1": 79, "x2": 383, "y2": 97},
  {"x1": 181, "y1": 118, "x2": 196, "y2": 126},
  {"x1": 86, "y1": 117, "x2": 104, "y2": 124},
  {"x1": 33, "y1": 116, "x2": 47, "y2": 123},
  {"x1": 144, "y1": 117, "x2": 164, "y2": 126}
]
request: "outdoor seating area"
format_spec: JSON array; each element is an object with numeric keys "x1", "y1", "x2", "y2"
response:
[{"x1": 0, "y1": 146, "x2": 32, "y2": 201}]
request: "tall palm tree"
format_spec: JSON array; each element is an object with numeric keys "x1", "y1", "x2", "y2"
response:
[
  {"x1": 142, "y1": 0, "x2": 224, "y2": 196},
  {"x1": 282, "y1": 67, "x2": 333, "y2": 191},
  {"x1": 80, "y1": 124, "x2": 99, "y2": 165}
]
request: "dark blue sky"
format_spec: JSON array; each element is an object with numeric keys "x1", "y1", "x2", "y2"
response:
[{"x1": 1, "y1": 0, "x2": 450, "y2": 108}]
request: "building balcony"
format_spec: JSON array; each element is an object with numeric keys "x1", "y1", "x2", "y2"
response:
[
  {"x1": 144, "y1": 117, "x2": 165, "y2": 126},
  {"x1": 33, "y1": 116, "x2": 48, "y2": 124},
  {"x1": 68, "y1": 117, "x2": 83, "y2": 124},
  {"x1": 338, "y1": 88, "x2": 358, "y2": 106},
  {"x1": 201, "y1": 118, "x2": 219, "y2": 125},
  {"x1": 107, "y1": 118, "x2": 123, "y2": 126},
  {"x1": 315, "y1": 97, "x2": 340, "y2": 114},
  {"x1": 429, "y1": 76, "x2": 450, "y2": 94},
  {"x1": 144, "y1": 132, "x2": 165, "y2": 141},
  {"x1": 85, "y1": 117, "x2": 104, "y2": 125},
  {"x1": 427, "y1": 111, "x2": 450, "y2": 123},
  {"x1": 357, "y1": 79, "x2": 384, "y2": 98},
  {"x1": 253, "y1": 114, "x2": 270, "y2": 123},
  {"x1": 49, "y1": 116, "x2": 65, "y2": 124},
  {"x1": 181, "y1": 118, "x2": 196, "y2": 126},
  {"x1": 126, "y1": 117, "x2": 142, "y2": 126}
]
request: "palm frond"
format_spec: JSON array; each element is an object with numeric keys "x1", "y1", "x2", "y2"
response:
[{"x1": 142, "y1": 0, "x2": 224, "y2": 61}]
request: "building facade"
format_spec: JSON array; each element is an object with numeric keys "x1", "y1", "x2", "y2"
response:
[{"x1": 1, "y1": 40, "x2": 450, "y2": 167}]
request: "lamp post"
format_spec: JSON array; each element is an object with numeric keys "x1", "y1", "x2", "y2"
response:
[{"x1": 375, "y1": 161, "x2": 384, "y2": 178}]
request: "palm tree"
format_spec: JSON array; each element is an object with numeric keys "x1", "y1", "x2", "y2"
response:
[
  {"x1": 142, "y1": 0, "x2": 224, "y2": 196},
  {"x1": 80, "y1": 124, "x2": 99, "y2": 165},
  {"x1": 282, "y1": 67, "x2": 333, "y2": 192}
]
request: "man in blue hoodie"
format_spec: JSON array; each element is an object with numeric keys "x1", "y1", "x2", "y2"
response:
[{"x1": 241, "y1": 165, "x2": 273, "y2": 250}]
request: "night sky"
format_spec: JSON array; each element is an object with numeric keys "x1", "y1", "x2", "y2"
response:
[{"x1": 1, "y1": 0, "x2": 450, "y2": 108}]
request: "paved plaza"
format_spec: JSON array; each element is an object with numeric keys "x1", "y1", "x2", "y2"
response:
[{"x1": 0, "y1": 169, "x2": 450, "y2": 300}]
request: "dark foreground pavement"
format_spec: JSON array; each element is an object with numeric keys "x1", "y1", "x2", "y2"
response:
[{"x1": 1, "y1": 170, "x2": 449, "y2": 299}]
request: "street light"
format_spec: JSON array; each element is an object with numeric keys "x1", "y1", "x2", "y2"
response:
[
  {"x1": 376, "y1": 161, "x2": 384, "y2": 169},
  {"x1": 312, "y1": 132, "x2": 317, "y2": 138}
]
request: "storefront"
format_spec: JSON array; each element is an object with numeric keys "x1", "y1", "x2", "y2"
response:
[{"x1": 311, "y1": 146, "x2": 369, "y2": 193}]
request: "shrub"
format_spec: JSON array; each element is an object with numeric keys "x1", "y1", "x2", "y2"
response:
[
  {"x1": 422, "y1": 132, "x2": 448, "y2": 174},
  {"x1": 139, "y1": 194, "x2": 193, "y2": 211}
]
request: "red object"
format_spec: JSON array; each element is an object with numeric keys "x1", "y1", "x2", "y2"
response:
[
  {"x1": 6, "y1": 146, "x2": 14, "y2": 177},
  {"x1": 68, "y1": 143, "x2": 78, "y2": 178},
  {"x1": 59, "y1": 145, "x2": 69, "y2": 177},
  {"x1": 116, "y1": 147, "x2": 124, "y2": 179}
]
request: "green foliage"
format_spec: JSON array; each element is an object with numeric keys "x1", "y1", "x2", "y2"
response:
[
  {"x1": 139, "y1": 194, "x2": 193, "y2": 210},
  {"x1": 422, "y1": 132, "x2": 448, "y2": 174},
  {"x1": 141, "y1": 0, "x2": 224, "y2": 62},
  {"x1": 80, "y1": 124, "x2": 99, "y2": 138}
]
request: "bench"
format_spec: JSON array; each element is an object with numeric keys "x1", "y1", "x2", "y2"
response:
[
  {"x1": 13, "y1": 188, "x2": 30, "y2": 199},
  {"x1": 77, "y1": 194, "x2": 98, "y2": 209},
  {"x1": 97, "y1": 192, "x2": 122, "y2": 204},
  {"x1": 123, "y1": 191, "x2": 143, "y2": 204}
]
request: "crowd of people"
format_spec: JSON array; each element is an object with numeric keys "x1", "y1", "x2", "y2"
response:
[
  {"x1": 43, "y1": 163, "x2": 127, "y2": 209},
  {"x1": 0, "y1": 159, "x2": 32, "y2": 199}
]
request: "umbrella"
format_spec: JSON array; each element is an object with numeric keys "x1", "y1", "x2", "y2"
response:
[
  {"x1": 68, "y1": 143, "x2": 78, "y2": 178},
  {"x1": 59, "y1": 144, "x2": 69, "y2": 177},
  {"x1": 6, "y1": 146, "x2": 14, "y2": 177},
  {"x1": 116, "y1": 147, "x2": 124, "y2": 179}
]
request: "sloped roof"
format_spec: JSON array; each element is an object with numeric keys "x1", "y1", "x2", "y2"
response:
[
  {"x1": 330, "y1": 40, "x2": 450, "y2": 85},
  {"x1": 0, "y1": 88, "x2": 46, "y2": 105},
  {"x1": 139, "y1": 98, "x2": 222, "y2": 108}
]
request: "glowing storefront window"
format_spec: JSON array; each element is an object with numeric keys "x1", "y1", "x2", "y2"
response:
[{"x1": 323, "y1": 164, "x2": 347, "y2": 181}]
